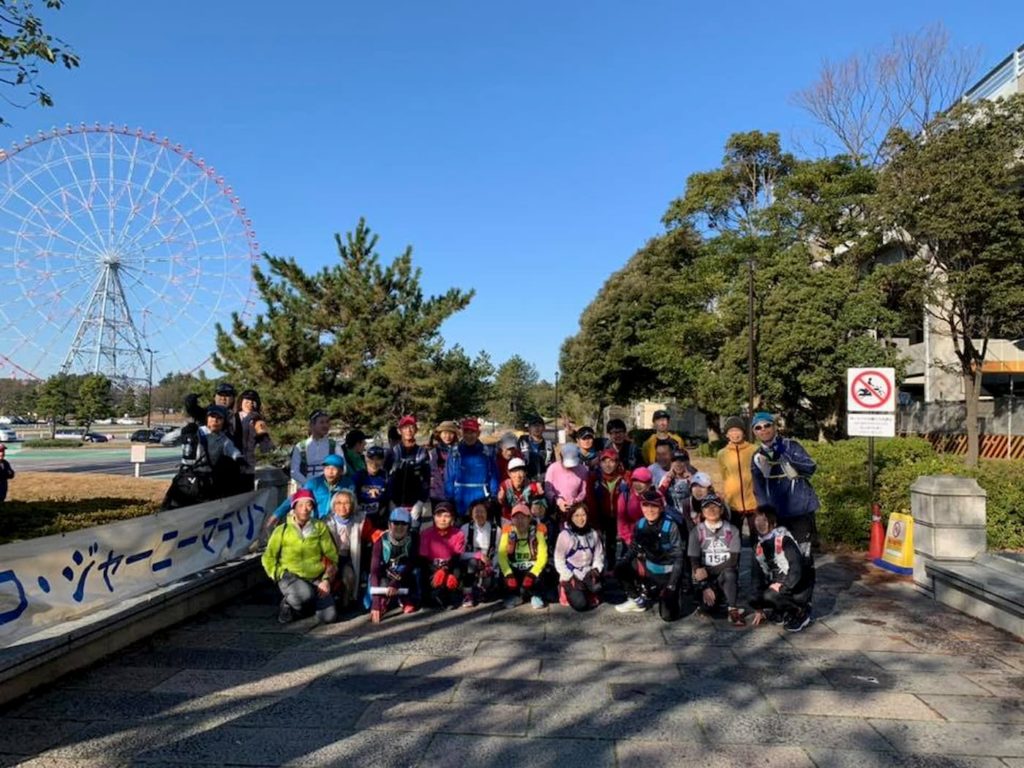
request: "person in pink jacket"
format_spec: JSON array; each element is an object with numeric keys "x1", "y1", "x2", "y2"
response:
[
  {"x1": 616, "y1": 466, "x2": 654, "y2": 558},
  {"x1": 544, "y1": 443, "x2": 588, "y2": 517},
  {"x1": 418, "y1": 502, "x2": 466, "y2": 609}
]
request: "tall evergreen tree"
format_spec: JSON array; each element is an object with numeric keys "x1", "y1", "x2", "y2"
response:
[{"x1": 214, "y1": 219, "x2": 474, "y2": 444}]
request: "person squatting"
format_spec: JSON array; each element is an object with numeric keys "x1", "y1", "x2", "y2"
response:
[{"x1": 256, "y1": 408, "x2": 818, "y2": 632}]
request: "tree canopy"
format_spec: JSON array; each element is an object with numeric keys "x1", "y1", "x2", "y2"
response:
[
  {"x1": 213, "y1": 219, "x2": 474, "y2": 444},
  {"x1": 0, "y1": 0, "x2": 79, "y2": 126}
]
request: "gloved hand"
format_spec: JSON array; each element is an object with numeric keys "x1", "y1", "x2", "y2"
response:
[
  {"x1": 431, "y1": 569, "x2": 448, "y2": 589},
  {"x1": 522, "y1": 574, "x2": 535, "y2": 591},
  {"x1": 505, "y1": 575, "x2": 518, "y2": 591},
  {"x1": 445, "y1": 574, "x2": 459, "y2": 591}
]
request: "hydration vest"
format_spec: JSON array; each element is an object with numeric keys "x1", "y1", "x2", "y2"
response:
[{"x1": 297, "y1": 437, "x2": 337, "y2": 477}]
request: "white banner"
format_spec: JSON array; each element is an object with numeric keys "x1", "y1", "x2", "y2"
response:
[{"x1": 0, "y1": 489, "x2": 272, "y2": 647}]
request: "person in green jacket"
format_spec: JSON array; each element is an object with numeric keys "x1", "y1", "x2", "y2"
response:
[{"x1": 262, "y1": 488, "x2": 339, "y2": 624}]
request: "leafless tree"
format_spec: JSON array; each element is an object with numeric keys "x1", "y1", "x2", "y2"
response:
[{"x1": 793, "y1": 23, "x2": 980, "y2": 166}]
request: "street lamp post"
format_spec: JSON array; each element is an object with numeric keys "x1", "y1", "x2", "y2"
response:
[{"x1": 144, "y1": 348, "x2": 156, "y2": 429}]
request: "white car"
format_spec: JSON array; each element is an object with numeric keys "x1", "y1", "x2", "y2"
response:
[
  {"x1": 0, "y1": 427, "x2": 19, "y2": 442},
  {"x1": 116, "y1": 418, "x2": 142, "y2": 425}
]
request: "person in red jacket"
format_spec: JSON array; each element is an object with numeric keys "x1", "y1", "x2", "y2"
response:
[
  {"x1": 592, "y1": 448, "x2": 627, "y2": 569},
  {"x1": 419, "y1": 502, "x2": 466, "y2": 609},
  {"x1": 616, "y1": 466, "x2": 653, "y2": 562},
  {"x1": 498, "y1": 458, "x2": 545, "y2": 527}
]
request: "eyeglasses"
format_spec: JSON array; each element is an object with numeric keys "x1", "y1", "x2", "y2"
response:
[{"x1": 753, "y1": 424, "x2": 772, "y2": 431}]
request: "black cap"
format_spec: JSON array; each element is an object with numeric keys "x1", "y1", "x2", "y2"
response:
[
  {"x1": 701, "y1": 494, "x2": 725, "y2": 510},
  {"x1": 639, "y1": 489, "x2": 665, "y2": 508},
  {"x1": 527, "y1": 415, "x2": 545, "y2": 427},
  {"x1": 215, "y1": 382, "x2": 236, "y2": 396},
  {"x1": 366, "y1": 445, "x2": 386, "y2": 458},
  {"x1": 345, "y1": 429, "x2": 367, "y2": 446},
  {"x1": 671, "y1": 449, "x2": 690, "y2": 462},
  {"x1": 723, "y1": 416, "x2": 746, "y2": 433},
  {"x1": 577, "y1": 426, "x2": 595, "y2": 439},
  {"x1": 653, "y1": 409, "x2": 670, "y2": 421},
  {"x1": 206, "y1": 404, "x2": 228, "y2": 419}
]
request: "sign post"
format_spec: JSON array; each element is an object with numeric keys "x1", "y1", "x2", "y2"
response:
[
  {"x1": 847, "y1": 367, "x2": 896, "y2": 500},
  {"x1": 130, "y1": 444, "x2": 147, "y2": 478}
]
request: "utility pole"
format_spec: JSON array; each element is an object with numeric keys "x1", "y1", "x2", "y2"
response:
[{"x1": 145, "y1": 348, "x2": 156, "y2": 429}]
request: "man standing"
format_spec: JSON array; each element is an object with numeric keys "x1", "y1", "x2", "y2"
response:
[
  {"x1": 445, "y1": 418, "x2": 499, "y2": 518},
  {"x1": 290, "y1": 410, "x2": 345, "y2": 487},
  {"x1": 717, "y1": 416, "x2": 758, "y2": 541},
  {"x1": 518, "y1": 416, "x2": 554, "y2": 482},
  {"x1": 641, "y1": 409, "x2": 685, "y2": 465},
  {"x1": 386, "y1": 415, "x2": 431, "y2": 529},
  {"x1": 750, "y1": 412, "x2": 819, "y2": 556},
  {"x1": 606, "y1": 418, "x2": 641, "y2": 471}
]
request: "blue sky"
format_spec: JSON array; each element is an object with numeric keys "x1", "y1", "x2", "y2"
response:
[{"x1": 17, "y1": 1, "x2": 1023, "y2": 380}]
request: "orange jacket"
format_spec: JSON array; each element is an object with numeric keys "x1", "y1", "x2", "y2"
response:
[{"x1": 717, "y1": 441, "x2": 758, "y2": 514}]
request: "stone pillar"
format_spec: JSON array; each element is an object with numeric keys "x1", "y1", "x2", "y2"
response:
[{"x1": 911, "y1": 475, "x2": 987, "y2": 595}]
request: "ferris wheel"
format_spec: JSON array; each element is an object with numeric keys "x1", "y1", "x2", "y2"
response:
[{"x1": 0, "y1": 124, "x2": 260, "y2": 384}]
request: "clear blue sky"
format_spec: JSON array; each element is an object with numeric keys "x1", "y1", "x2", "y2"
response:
[{"x1": 22, "y1": 1, "x2": 1022, "y2": 379}]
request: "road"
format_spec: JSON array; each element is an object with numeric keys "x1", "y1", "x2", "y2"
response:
[{"x1": 3, "y1": 444, "x2": 181, "y2": 477}]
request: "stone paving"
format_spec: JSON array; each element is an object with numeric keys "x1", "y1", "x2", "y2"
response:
[{"x1": 2, "y1": 554, "x2": 1024, "y2": 767}]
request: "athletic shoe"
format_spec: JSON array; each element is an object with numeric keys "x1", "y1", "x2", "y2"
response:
[
  {"x1": 277, "y1": 601, "x2": 294, "y2": 624},
  {"x1": 728, "y1": 607, "x2": 746, "y2": 627},
  {"x1": 785, "y1": 610, "x2": 813, "y2": 633},
  {"x1": 615, "y1": 596, "x2": 648, "y2": 613},
  {"x1": 531, "y1": 595, "x2": 546, "y2": 609},
  {"x1": 462, "y1": 592, "x2": 476, "y2": 608},
  {"x1": 503, "y1": 596, "x2": 521, "y2": 609}
]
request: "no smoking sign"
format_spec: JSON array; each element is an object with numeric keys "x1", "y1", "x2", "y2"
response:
[{"x1": 847, "y1": 367, "x2": 895, "y2": 413}]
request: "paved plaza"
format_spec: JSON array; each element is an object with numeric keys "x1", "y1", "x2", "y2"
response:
[{"x1": 2, "y1": 554, "x2": 1023, "y2": 767}]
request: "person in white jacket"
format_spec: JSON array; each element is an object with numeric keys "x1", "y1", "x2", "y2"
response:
[
  {"x1": 459, "y1": 500, "x2": 500, "y2": 606},
  {"x1": 554, "y1": 504, "x2": 605, "y2": 611},
  {"x1": 324, "y1": 489, "x2": 365, "y2": 610}
]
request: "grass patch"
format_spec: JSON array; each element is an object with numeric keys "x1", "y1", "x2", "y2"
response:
[
  {"x1": 1, "y1": 472, "x2": 166, "y2": 544},
  {"x1": 23, "y1": 439, "x2": 84, "y2": 448}
]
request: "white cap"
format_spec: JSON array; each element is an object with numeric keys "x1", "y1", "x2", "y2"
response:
[
  {"x1": 507, "y1": 457, "x2": 527, "y2": 472},
  {"x1": 561, "y1": 443, "x2": 581, "y2": 468},
  {"x1": 691, "y1": 471, "x2": 712, "y2": 488}
]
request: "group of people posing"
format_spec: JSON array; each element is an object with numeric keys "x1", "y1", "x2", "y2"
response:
[{"x1": 259, "y1": 406, "x2": 822, "y2": 633}]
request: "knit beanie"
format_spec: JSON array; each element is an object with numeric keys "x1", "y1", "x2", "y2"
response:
[{"x1": 723, "y1": 416, "x2": 746, "y2": 433}]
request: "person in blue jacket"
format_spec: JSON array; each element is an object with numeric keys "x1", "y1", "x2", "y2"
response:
[
  {"x1": 269, "y1": 453, "x2": 349, "y2": 525},
  {"x1": 749, "y1": 412, "x2": 819, "y2": 557},
  {"x1": 444, "y1": 418, "x2": 499, "y2": 518}
]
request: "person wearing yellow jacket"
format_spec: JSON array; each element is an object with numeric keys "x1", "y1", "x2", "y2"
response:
[
  {"x1": 498, "y1": 503, "x2": 549, "y2": 609},
  {"x1": 641, "y1": 409, "x2": 685, "y2": 465},
  {"x1": 262, "y1": 488, "x2": 339, "y2": 624},
  {"x1": 716, "y1": 416, "x2": 758, "y2": 541}
]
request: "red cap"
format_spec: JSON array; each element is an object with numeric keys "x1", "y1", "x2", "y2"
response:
[
  {"x1": 510, "y1": 503, "x2": 530, "y2": 518},
  {"x1": 600, "y1": 448, "x2": 619, "y2": 461},
  {"x1": 461, "y1": 418, "x2": 481, "y2": 432},
  {"x1": 398, "y1": 415, "x2": 417, "y2": 428},
  {"x1": 290, "y1": 488, "x2": 316, "y2": 509}
]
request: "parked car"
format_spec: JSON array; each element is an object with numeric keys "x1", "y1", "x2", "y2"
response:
[
  {"x1": 117, "y1": 418, "x2": 143, "y2": 426},
  {"x1": 0, "y1": 427, "x2": 19, "y2": 442},
  {"x1": 129, "y1": 429, "x2": 164, "y2": 443},
  {"x1": 159, "y1": 426, "x2": 185, "y2": 446},
  {"x1": 82, "y1": 432, "x2": 109, "y2": 443}
]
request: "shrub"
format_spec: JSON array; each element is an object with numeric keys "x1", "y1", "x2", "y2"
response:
[
  {"x1": 806, "y1": 437, "x2": 1024, "y2": 551},
  {"x1": 23, "y1": 439, "x2": 84, "y2": 448}
]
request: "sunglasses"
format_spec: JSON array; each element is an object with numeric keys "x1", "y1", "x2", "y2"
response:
[{"x1": 753, "y1": 424, "x2": 772, "y2": 431}]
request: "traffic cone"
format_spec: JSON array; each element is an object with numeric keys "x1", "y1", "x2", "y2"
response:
[{"x1": 867, "y1": 502, "x2": 885, "y2": 561}]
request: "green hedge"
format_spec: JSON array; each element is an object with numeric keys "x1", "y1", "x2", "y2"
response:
[
  {"x1": 805, "y1": 437, "x2": 1024, "y2": 550},
  {"x1": 23, "y1": 439, "x2": 84, "y2": 448}
]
